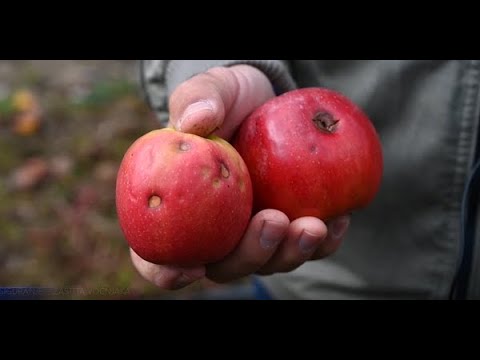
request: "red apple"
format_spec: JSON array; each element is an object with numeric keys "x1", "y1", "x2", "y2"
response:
[
  {"x1": 233, "y1": 87, "x2": 383, "y2": 221},
  {"x1": 116, "y1": 128, "x2": 253, "y2": 266}
]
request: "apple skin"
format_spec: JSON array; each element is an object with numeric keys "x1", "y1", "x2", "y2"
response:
[
  {"x1": 116, "y1": 128, "x2": 253, "y2": 267},
  {"x1": 233, "y1": 87, "x2": 383, "y2": 221}
]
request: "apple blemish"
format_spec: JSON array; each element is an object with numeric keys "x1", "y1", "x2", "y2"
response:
[
  {"x1": 220, "y1": 163, "x2": 230, "y2": 178},
  {"x1": 179, "y1": 141, "x2": 191, "y2": 152},
  {"x1": 148, "y1": 195, "x2": 162, "y2": 208}
]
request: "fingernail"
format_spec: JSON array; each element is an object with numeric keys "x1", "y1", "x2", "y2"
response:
[
  {"x1": 260, "y1": 221, "x2": 283, "y2": 250},
  {"x1": 299, "y1": 231, "x2": 320, "y2": 254},
  {"x1": 178, "y1": 100, "x2": 215, "y2": 131},
  {"x1": 172, "y1": 274, "x2": 193, "y2": 290},
  {"x1": 331, "y1": 216, "x2": 350, "y2": 239}
]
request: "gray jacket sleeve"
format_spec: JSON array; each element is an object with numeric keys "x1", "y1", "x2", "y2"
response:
[{"x1": 139, "y1": 60, "x2": 297, "y2": 126}]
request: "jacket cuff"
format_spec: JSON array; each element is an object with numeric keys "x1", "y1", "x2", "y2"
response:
[
  {"x1": 167, "y1": 60, "x2": 297, "y2": 96},
  {"x1": 140, "y1": 60, "x2": 297, "y2": 126}
]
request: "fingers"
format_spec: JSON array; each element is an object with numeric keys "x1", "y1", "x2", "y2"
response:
[
  {"x1": 169, "y1": 65, "x2": 275, "y2": 140},
  {"x1": 256, "y1": 217, "x2": 328, "y2": 275},
  {"x1": 130, "y1": 248, "x2": 206, "y2": 290},
  {"x1": 312, "y1": 215, "x2": 350, "y2": 260},
  {"x1": 169, "y1": 67, "x2": 235, "y2": 137},
  {"x1": 206, "y1": 209, "x2": 289, "y2": 283},
  {"x1": 130, "y1": 214, "x2": 350, "y2": 289}
]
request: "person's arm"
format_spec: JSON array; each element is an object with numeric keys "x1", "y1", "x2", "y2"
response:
[{"x1": 139, "y1": 60, "x2": 297, "y2": 127}]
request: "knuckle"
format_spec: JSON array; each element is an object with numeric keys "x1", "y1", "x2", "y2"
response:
[
  {"x1": 312, "y1": 240, "x2": 342, "y2": 260},
  {"x1": 209, "y1": 257, "x2": 269, "y2": 282},
  {"x1": 242, "y1": 257, "x2": 269, "y2": 272},
  {"x1": 257, "y1": 255, "x2": 307, "y2": 276},
  {"x1": 278, "y1": 260, "x2": 307, "y2": 274},
  {"x1": 205, "y1": 66, "x2": 233, "y2": 79},
  {"x1": 256, "y1": 268, "x2": 275, "y2": 276}
]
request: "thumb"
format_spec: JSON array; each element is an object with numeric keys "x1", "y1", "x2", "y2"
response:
[{"x1": 169, "y1": 65, "x2": 275, "y2": 139}]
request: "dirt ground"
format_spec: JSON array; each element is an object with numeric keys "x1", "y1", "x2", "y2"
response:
[{"x1": 0, "y1": 60, "x2": 245, "y2": 299}]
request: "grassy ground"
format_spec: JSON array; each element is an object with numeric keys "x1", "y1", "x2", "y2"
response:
[{"x1": 0, "y1": 60, "x2": 243, "y2": 299}]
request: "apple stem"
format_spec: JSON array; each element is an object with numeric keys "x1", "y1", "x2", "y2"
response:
[{"x1": 313, "y1": 112, "x2": 339, "y2": 133}]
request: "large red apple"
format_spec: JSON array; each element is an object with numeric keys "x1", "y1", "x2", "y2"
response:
[
  {"x1": 116, "y1": 128, "x2": 253, "y2": 266},
  {"x1": 233, "y1": 87, "x2": 383, "y2": 221}
]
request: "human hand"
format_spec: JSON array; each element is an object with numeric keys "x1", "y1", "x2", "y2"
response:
[{"x1": 131, "y1": 64, "x2": 351, "y2": 289}]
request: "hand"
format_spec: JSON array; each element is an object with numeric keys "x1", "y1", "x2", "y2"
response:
[{"x1": 131, "y1": 64, "x2": 351, "y2": 290}]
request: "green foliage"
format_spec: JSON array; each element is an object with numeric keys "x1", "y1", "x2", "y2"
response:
[
  {"x1": 0, "y1": 96, "x2": 14, "y2": 117},
  {"x1": 73, "y1": 80, "x2": 137, "y2": 109}
]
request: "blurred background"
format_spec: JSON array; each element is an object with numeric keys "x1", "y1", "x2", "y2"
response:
[{"x1": 0, "y1": 60, "x2": 251, "y2": 300}]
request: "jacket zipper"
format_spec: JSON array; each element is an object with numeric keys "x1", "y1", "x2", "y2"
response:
[
  {"x1": 451, "y1": 75, "x2": 480, "y2": 299},
  {"x1": 450, "y1": 61, "x2": 480, "y2": 300},
  {"x1": 451, "y1": 159, "x2": 480, "y2": 299}
]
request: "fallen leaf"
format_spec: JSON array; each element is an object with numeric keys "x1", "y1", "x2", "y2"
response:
[
  {"x1": 13, "y1": 112, "x2": 41, "y2": 136},
  {"x1": 13, "y1": 200, "x2": 38, "y2": 222},
  {"x1": 75, "y1": 184, "x2": 99, "y2": 209},
  {"x1": 12, "y1": 89, "x2": 40, "y2": 113},
  {"x1": 49, "y1": 155, "x2": 74, "y2": 179},
  {"x1": 93, "y1": 161, "x2": 118, "y2": 183},
  {"x1": 10, "y1": 90, "x2": 42, "y2": 136},
  {"x1": 9, "y1": 157, "x2": 49, "y2": 191},
  {"x1": 27, "y1": 225, "x2": 61, "y2": 252}
]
